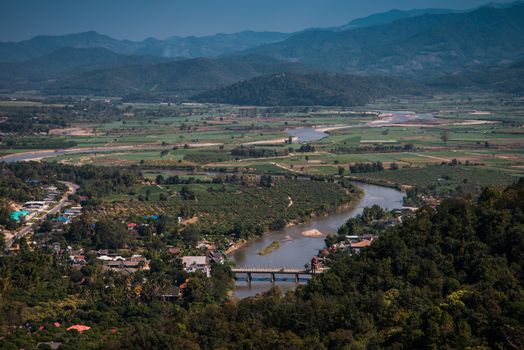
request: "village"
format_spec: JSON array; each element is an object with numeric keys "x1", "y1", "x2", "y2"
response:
[{"x1": 1, "y1": 177, "x2": 429, "y2": 286}]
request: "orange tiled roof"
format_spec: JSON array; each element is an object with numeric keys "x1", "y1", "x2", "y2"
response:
[
  {"x1": 67, "y1": 324, "x2": 91, "y2": 333},
  {"x1": 351, "y1": 239, "x2": 372, "y2": 248}
]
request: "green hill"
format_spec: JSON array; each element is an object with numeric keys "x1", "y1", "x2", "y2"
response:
[
  {"x1": 44, "y1": 56, "x2": 306, "y2": 97},
  {"x1": 0, "y1": 47, "x2": 169, "y2": 90},
  {"x1": 429, "y1": 60, "x2": 524, "y2": 95},
  {"x1": 192, "y1": 72, "x2": 424, "y2": 106}
]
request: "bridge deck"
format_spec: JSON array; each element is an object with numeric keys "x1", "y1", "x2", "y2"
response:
[{"x1": 232, "y1": 267, "x2": 311, "y2": 274}]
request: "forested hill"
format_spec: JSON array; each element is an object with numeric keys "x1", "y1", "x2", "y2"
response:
[
  {"x1": 245, "y1": 3, "x2": 524, "y2": 75},
  {"x1": 119, "y1": 180, "x2": 524, "y2": 348},
  {"x1": 2, "y1": 179, "x2": 523, "y2": 348},
  {"x1": 0, "y1": 47, "x2": 169, "y2": 90},
  {"x1": 192, "y1": 72, "x2": 423, "y2": 106},
  {"x1": 429, "y1": 60, "x2": 524, "y2": 95},
  {"x1": 43, "y1": 56, "x2": 306, "y2": 97}
]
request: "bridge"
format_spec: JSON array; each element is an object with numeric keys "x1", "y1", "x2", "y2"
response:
[{"x1": 231, "y1": 267, "x2": 320, "y2": 283}]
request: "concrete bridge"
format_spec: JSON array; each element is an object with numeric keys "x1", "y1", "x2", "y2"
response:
[{"x1": 231, "y1": 267, "x2": 317, "y2": 283}]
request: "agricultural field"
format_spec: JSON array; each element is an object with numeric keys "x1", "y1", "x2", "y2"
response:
[
  {"x1": 98, "y1": 179, "x2": 361, "y2": 241},
  {"x1": 0, "y1": 94, "x2": 522, "y2": 193}
]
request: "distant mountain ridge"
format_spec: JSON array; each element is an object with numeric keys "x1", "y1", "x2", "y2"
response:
[
  {"x1": 43, "y1": 56, "x2": 308, "y2": 98},
  {"x1": 1, "y1": 1, "x2": 523, "y2": 100},
  {"x1": 244, "y1": 3, "x2": 524, "y2": 75},
  {"x1": 1, "y1": 1, "x2": 518, "y2": 63},
  {"x1": 0, "y1": 47, "x2": 170, "y2": 90},
  {"x1": 330, "y1": 8, "x2": 459, "y2": 31},
  {"x1": 0, "y1": 30, "x2": 290, "y2": 62}
]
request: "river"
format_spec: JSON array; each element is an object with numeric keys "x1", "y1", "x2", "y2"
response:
[
  {"x1": 229, "y1": 182, "x2": 404, "y2": 298},
  {"x1": 286, "y1": 111, "x2": 436, "y2": 143},
  {"x1": 1, "y1": 111, "x2": 435, "y2": 162}
]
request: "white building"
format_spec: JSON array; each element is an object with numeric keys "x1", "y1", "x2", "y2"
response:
[{"x1": 181, "y1": 256, "x2": 210, "y2": 277}]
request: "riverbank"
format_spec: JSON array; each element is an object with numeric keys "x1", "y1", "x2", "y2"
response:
[
  {"x1": 229, "y1": 182, "x2": 405, "y2": 299},
  {"x1": 225, "y1": 186, "x2": 364, "y2": 256}
]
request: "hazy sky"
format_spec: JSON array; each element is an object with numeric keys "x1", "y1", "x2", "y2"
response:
[{"x1": 0, "y1": 0, "x2": 516, "y2": 42}]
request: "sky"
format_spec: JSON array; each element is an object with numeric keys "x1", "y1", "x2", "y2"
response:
[{"x1": 0, "y1": 0, "x2": 516, "y2": 42}]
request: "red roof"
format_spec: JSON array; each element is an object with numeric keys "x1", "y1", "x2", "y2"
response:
[
  {"x1": 67, "y1": 324, "x2": 91, "y2": 333},
  {"x1": 54, "y1": 322, "x2": 61, "y2": 328},
  {"x1": 168, "y1": 247, "x2": 181, "y2": 254},
  {"x1": 127, "y1": 223, "x2": 138, "y2": 228},
  {"x1": 351, "y1": 239, "x2": 372, "y2": 248}
]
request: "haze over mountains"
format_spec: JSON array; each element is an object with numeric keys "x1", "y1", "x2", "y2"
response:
[{"x1": 0, "y1": 1, "x2": 523, "y2": 105}]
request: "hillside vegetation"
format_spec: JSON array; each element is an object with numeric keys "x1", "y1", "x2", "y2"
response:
[
  {"x1": 1, "y1": 179, "x2": 523, "y2": 349},
  {"x1": 0, "y1": 30, "x2": 290, "y2": 62},
  {"x1": 43, "y1": 56, "x2": 306, "y2": 97},
  {"x1": 246, "y1": 4, "x2": 524, "y2": 75},
  {"x1": 193, "y1": 72, "x2": 424, "y2": 106}
]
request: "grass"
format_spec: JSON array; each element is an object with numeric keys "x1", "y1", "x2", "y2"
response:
[
  {"x1": 350, "y1": 164, "x2": 521, "y2": 189},
  {"x1": 258, "y1": 240, "x2": 281, "y2": 255}
]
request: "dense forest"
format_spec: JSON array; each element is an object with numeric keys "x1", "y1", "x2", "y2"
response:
[
  {"x1": 192, "y1": 73, "x2": 422, "y2": 107},
  {"x1": 1, "y1": 178, "x2": 522, "y2": 349},
  {"x1": 0, "y1": 162, "x2": 140, "y2": 200}
]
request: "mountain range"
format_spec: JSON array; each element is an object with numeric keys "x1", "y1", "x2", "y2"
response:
[
  {"x1": 246, "y1": 4, "x2": 524, "y2": 75},
  {"x1": 0, "y1": 1, "x2": 523, "y2": 103},
  {"x1": 0, "y1": 30, "x2": 291, "y2": 62},
  {"x1": 43, "y1": 56, "x2": 306, "y2": 98}
]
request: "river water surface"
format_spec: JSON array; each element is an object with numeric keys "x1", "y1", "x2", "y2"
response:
[{"x1": 230, "y1": 183, "x2": 404, "y2": 298}]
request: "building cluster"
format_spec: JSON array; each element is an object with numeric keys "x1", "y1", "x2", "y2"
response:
[
  {"x1": 67, "y1": 248, "x2": 151, "y2": 273},
  {"x1": 98, "y1": 253, "x2": 150, "y2": 273}
]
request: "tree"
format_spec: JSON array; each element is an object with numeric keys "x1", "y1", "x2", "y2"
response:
[
  {"x1": 92, "y1": 219, "x2": 128, "y2": 249},
  {"x1": 259, "y1": 175, "x2": 273, "y2": 187},
  {"x1": 182, "y1": 224, "x2": 201, "y2": 244},
  {"x1": 180, "y1": 186, "x2": 195, "y2": 200},
  {"x1": 38, "y1": 220, "x2": 53, "y2": 233},
  {"x1": 441, "y1": 131, "x2": 449, "y2": 143}
]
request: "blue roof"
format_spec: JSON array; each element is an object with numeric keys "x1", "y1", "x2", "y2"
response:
[
  {"x1": 52, "y1": 216, "x2": 69, "y2": 223},
  {"x1": 10, "y1": 210, "x2": 30, "y2": 222}
]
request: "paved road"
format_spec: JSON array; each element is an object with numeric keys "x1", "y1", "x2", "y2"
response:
[{"x1": 4, "y1": 181, "x2": 78, "y2": 250}]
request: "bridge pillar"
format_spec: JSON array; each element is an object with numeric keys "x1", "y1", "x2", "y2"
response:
[
  {"x1": 271, "y1": 273, "x2": 275, "y2": 283},
  {"x1": 295, "y1": 273, "x2": 299, "y2": 283},
  {"x1": 247, "y1": 272, "x2": 252, "y2": 284}
]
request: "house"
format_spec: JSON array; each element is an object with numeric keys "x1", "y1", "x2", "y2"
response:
[
  {"x1": 96, "y1": 249, "x2": 109, "y2": 256},
  {"x1": 101, "y1": 254, "x2": 150, "y2": 273},
  {"x1": 182, "y1": 256, "x2": 211, "y2": 277},
  {"x1": 196, "y1": 240, "x2": 216, "y2": 251},
  {"x1": 68, "y1": 255, "x2": 87, "y2": 265},
  {"x1": 67, "y1": 324, "x2": 91, "y2": 333},
  {"x1": 208, "y1": 250, "x2": 224, "y2": 264},
  {"x1": 350, "y1": 239, "x2": 373, "y2": 254},
  {"x1": 167, "y1": 246, "x2": 181, "y2": 255},
  {"x1": 23, "y1": 201, "x2": 46, "y2": 210}
]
